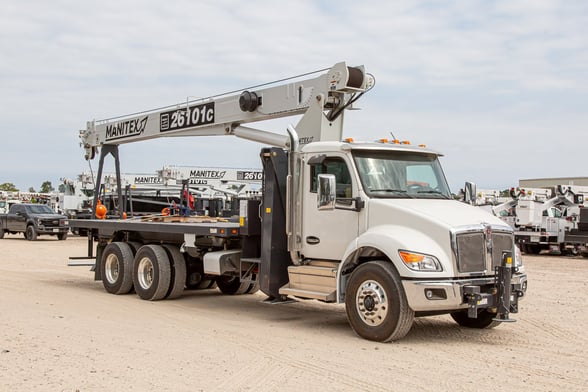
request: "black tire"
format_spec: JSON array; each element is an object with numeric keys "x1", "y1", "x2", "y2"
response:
[
  {"x1": 450, "y1": 310, "x2": 501, "y2": 329},
  {"x1": 127, "y1": 241, "x2": 142, "y2": 254},
  {"x1": 162, "y1": 245, "x2": 186, "y2": 299},
  {"x1": 101, "y1": 242, "x2": 134, "y2": 294},
  {"x1": 345, "y1": 261, "x2": 414, "y2": 342},
  {"x1": 0, "y1": 230, "x2": 4, "y2": 239},
  {"x1": 186, "y1": 279, "x2": 218, "y2": 290},
  {"x1": 245, "y1": 281, "x2": 260, "y2": 294},
  {"x1": 216, "y1": 275, "x2": 250, "y2": 295},
  {"x1": 57, "y1": 232, "x2": 67, "y2": 241},
  {"x1": 133, "y1": 245, "x2": 171, "y2": 301},
  {"x1": 25, "y1": 225, "x2": 37, "y2": 241},
  {"x1": 528, "y1": 244, "x2": 541, "y2": 254}
]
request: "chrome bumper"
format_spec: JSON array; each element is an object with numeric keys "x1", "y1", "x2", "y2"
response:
[{"x1": 402, "y1": 273, "x2": 527, "y2": 312}]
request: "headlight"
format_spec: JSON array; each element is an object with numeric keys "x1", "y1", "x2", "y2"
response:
[{"x1": 399, "y1": 250, "x2": 443, "y2": 272}]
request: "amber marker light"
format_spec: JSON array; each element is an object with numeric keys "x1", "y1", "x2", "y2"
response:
[{"x1": 399, "y1": 251, "x2": 424, "y2": 264}]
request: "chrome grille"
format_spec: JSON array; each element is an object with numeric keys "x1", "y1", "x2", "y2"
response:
[
  {"x1": 454, "y1": 228, "x2": 514, "y2": 274},
  {"x1": 455, "y1": 232, "x2": 485, "y2": 273},
  {"x1": 491, "y1": 232, "x2": 514, "y2": 268}
]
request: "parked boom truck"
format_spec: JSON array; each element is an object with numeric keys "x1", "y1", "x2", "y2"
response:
[{"x1": 70, "y1": 62, "x2": 527, "y2": 342}]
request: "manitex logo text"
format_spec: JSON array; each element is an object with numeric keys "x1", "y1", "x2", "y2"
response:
[{"x1": 105, "y1": 116, "x2": 148, "y2": 141}]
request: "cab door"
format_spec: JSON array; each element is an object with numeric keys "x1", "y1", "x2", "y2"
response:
[
  {"x1": 7, "y1": 204, "x2": 26, "y2": 232},
  {"x1": 300, "y1": 153, "x2": 360, "y2": 261}
]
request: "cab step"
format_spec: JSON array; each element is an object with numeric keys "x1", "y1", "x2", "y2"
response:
[{"x1": 279, "y1": 262, "x2": 338, "y2": 302}]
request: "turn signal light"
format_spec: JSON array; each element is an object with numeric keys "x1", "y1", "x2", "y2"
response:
[
  {"x1": 399, "y1": 251, "x2": 424, "y2": 264},
  {"x1": 398, "y1": 250, "x2": 443, "y2": 271}
]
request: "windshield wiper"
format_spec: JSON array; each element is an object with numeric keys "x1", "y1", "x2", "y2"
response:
[
  {"x1": 417, "y1": 190, "x2": 451, "y2": 199},
  {"x1": 370, "y1": 189, "x2": 406, "y2": 193}
]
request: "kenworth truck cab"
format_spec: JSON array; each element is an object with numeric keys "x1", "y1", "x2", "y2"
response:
[{"x1": 70, "y1": 61, "x2": 527, "y2": 342}]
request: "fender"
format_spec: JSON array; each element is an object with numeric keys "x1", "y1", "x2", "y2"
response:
[{"x1": 335, "y1": 224, "x2": 453, "y2": 303}]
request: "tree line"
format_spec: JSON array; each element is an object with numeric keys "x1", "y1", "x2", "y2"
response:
[{"x1": 0, "y1": 181, "x2": 55, "y2": 193}]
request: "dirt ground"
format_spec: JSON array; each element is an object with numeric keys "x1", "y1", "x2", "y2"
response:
[{"x1": 0, "y1": 234, "x2": 587, "y2": 392}]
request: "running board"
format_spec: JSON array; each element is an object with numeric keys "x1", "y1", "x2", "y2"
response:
[{"x1": 279, "y1": 262, "x2": 338, "y2": 302}]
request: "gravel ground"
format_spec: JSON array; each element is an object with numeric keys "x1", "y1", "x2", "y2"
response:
[{"x1": 1, "y1": 234, "x2": 587, "y2": 391}]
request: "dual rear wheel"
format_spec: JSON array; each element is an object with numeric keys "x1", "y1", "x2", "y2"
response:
[
  {"x1": 101, "y1": 243, "x2": 182, "y2": 300},
  {"x1": 100, "y1": 242, "x2": 257, "y2": 300}
]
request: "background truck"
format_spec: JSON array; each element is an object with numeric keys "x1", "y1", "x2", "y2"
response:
[
  {"x1": 564, "y1": 206, "x2": 588, "y2": 256},
  {"x1": 0, "y1": 203, "x2": 69, "y2": 240},
  {"x1": 70, "y1": 61, "x2": 527, "y2": 342},
  {"x1": 494, "y1": 186, "x2": 586, "y2": 255}
]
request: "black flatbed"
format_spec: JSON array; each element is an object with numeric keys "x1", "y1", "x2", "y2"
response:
[{"x1": 69, "y1": 218, "x2": 241, "y2": 238}]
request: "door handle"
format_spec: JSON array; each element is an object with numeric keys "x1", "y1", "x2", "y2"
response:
[{"x1": 306, "y1": 236, "x2": 320, "y2": 245}]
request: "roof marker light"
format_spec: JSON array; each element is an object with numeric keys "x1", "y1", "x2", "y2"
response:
[
  {"x1": 378, "y1": 138, "x2": 388, "y2": 143},
  {"x1": 344, "y1": 137, "x2": 354, "y2": 143},
  {"x1": 401, "y1": 140, "x2": 410, "y2": 144},
  {"x1": 419, "y1": 144, "x2": 426, "y2": 148},
  {"x1": 392, "y1": 139, "x2": 400, "y2": 144}
]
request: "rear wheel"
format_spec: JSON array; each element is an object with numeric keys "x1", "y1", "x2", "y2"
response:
[
  {"x1": 25, "y1": 225, "x2": 37, "y2": 241},
  {"x1": 0, "y1": 230, "x2": 4, "y2": 239},
  {"x1": 450, "y1": 310, "x2": 500, "y2": 329},
  {"x1": 345, "y1": 261, "x2": 414, "y2": 342},
  {"x1": 133, "y1": 245, "x2": 171, "y2": 301},
  {"x1": 162, "y1": 245, "x2": 186, "y2": 299},
  {"x1": 101, "y1": 242, "x2": 134, "y2": 294},
  {"x1": 57, "y1": 232, "x2": 67, "y2": 240}
]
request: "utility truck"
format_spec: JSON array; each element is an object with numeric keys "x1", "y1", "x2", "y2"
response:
[
  {"x1": 565, "y1": 206, "x2": 588, "y2": 256},
  {"x1": 70, "y1": 62, "x2": 527, "y2": 342},
  {"x1": 496, "y1": 186, "x2": 586, "y2": 255}
]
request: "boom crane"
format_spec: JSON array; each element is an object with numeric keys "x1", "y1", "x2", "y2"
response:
[
  {"x1": 80, "y1": 62, "x2": 374, "y2": 217},
  {"x1": 68, "y1": 60, "x2": 528, "y2": 342}
]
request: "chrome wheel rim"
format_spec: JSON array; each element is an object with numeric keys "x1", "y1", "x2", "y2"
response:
[
  {"x1": 137, "y1": 257, "x2": 154, "y2": 290},
  {"x1": 356, "y1": 279, "x2": 388, "y2": 326},
  {"x1": 104, "y1": 254, "x2": 120, "y2": 283}
]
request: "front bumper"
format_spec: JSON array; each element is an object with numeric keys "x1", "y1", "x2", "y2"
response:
[
  {"x1": 36, "y1": 226, "x2": 69, "y2": 235},
  {"x1": 402, "y1": 273, "x2": 527, "y2": 312}
]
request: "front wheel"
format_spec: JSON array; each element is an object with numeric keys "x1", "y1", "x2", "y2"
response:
[
  {"x1": 57, "y1": 232, "x2": 67, "y2": 240},
  {"x1": 25, "y1": 225, "x2": 37, "y2": 241},
  {"x1": 345, "y1": 261, "x2": 414, "y2": 342}
]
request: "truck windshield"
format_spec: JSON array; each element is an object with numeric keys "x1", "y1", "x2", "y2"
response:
[
  {"x1": 25, "y1": 204, "x2": 55, "y2": 214},
  {"x1": 353, "y1": 150, "x2": 452, "y2": 199}
]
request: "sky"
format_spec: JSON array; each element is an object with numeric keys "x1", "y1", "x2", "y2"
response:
[{"x1": 0, "y1": 0, "x2": 586, "y2": 193}]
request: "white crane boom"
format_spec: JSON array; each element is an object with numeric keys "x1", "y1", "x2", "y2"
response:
[{"x1": 79, "y1": 62, "x2": 374, "y2": 160}]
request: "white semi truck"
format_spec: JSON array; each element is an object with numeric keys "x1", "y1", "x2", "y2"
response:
[{"x1": 70, "y1": 62, "x2": 527, "y2": 342}]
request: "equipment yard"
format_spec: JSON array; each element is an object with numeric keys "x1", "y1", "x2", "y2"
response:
[{"x1": 0, "y1": 235, "x2": 586, "y2": 391}]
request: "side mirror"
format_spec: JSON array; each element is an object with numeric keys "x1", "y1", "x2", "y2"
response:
[
  {"x1": 464, "y1": 181, "x2": 477, "y2": 205},
  {"x1": 317, "y1": 174, "x2": 336, "y2": 210}
]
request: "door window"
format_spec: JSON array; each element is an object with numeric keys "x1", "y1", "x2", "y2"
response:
[{"x1": 310, "y1": 157, "x2": 352, "y2": 204}]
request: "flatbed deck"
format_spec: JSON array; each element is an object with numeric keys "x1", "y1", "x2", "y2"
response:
[{"x1": 69, "y1": 216, "x2": 241, "y2": 238}]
